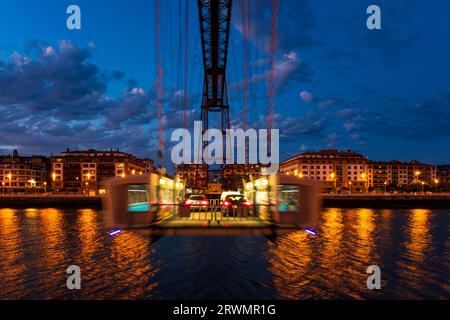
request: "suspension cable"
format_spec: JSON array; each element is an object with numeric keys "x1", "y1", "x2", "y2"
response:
[
  {"x1": 268, "y1": 0, "x2": 279, "y2": 133},
  {"x1": 155, "y1": 0, "x2": 165, "y2": 166},
  {"x1": 184, "y1": 0, "x2": 189, "y2": 130}
]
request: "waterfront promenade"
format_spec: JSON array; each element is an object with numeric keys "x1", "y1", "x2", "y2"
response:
[
  {"x1": 0, "y1": 194, "x2": 102, "y2": 208},
  {"x1": 1, "y1": 193, "x2": 450, "y2": 208},
  {"x1": 322, "y1": 193, "x2": 450, "y2": 208}
]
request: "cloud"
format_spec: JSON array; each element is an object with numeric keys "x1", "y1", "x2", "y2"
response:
[
  {"x1": 366, "y1": 90, "x2": 450, "y2": 139},
  {"x1": 0, "y1": 40, "x2": 169, "y2": 159},
  {"x1": 0, "y1": 40, "x2": 109, "y2": 120},
  {"x1": 229, "y1": 51, "x2": 313, "y2": 94},
  {"x1": 299, "y1": 90, "x2": 313, "y2": 102},
  {"x1": 318, "y1": 99, "x2": 337, "y2": 110}
]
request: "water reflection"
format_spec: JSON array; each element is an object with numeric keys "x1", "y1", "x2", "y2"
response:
[
  {"x1": 268, "y1": 230, "x2": 313, "y2": 299},
  {"x1": 39, "y1": 208, "x2": 66, "y2": 298},
  {"x1": 317, "y1": 208, "x2": 346, "y2": 298},
  {"x1": 78, "y1": 209, "x2": 99, "y2": 261},
  {"x1": 406, "y1": 209, "x2": 430, "y2": 264},
  {"x1": 355, "y1": 209, "x2": 377, "y2": 262},
  {"x1": 0, "y1": 209, "x2": 27, "y2": 297},
  {"x1": 319, "y1": 208, "x2": 344, "y2": 264},
  {"x1": 0, "y1": 207, "x2": 448, "y2": 299},
  {"x1": 397, "y1": 209, "x2": 432, "y2": 298},
  {"x1": 109, "y1": 231, "x2": 158, "y2": 299}
]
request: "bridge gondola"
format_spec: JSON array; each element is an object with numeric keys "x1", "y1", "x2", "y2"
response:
[{"x1": 102, "y1": 174, "x2": 322, "y2": 236}]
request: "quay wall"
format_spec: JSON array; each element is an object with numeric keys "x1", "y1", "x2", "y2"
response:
[{"x1": 1, "y1": 194, "x2": 450, "y2": 209}]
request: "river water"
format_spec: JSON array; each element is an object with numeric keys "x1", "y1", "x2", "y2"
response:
[{"x1": 0, "y1": 207, "x2": 448, "y2": 299}]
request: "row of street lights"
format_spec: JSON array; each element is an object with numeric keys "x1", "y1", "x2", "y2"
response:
[
  {"x1": 1, "y1": 174, "x2": 49, "y2": 195},
  {"x1": 290, "y1": 169, "x2": 440, "y2": 194}
]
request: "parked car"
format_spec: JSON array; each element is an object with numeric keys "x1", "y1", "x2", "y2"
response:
[
  {"x1": 184, "y1": 194, "x2": 208, "y2": 211},
  {"x1": 222, "y1": 194, "x2": 251, "y2": 217}
]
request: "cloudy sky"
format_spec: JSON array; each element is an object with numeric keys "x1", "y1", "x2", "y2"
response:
[{"x1": 1, "y1": 0, "x2": 450, "y2": 168}]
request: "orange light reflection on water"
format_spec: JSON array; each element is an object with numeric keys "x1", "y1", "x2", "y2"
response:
[
  {"x1": 78, "y1": 209, "x2": 99, "y2": 260},
  {"x1": 39, "y1": 208, "x2": 66, "y2": 297},
  {"x1": 0, "y1": 209, "x2": 27, "y2": 295},
  {"x1": 406, "y1": 209, "x2": 430, "y2": 264},
  {"x1": 109, "y1": 231, "x2": 158, "y2": 298},
  {"x1": 268, "y1": 230, "x2": 313, "y2": 299},
  {"x1": 355, "y1": 208, "x2": 376, "y2": 263}
]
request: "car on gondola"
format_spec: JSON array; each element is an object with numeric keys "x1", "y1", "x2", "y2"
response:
[
  {"x1": 184, "y1": 194, "x2": 208, "y2": 212},
  {"x1": 221, "y1": 194, "x2": 251, "y2": 217}
]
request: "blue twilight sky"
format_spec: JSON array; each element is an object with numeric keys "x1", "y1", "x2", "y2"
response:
[{"x1": 0, "y1": 0, "x2": 450, "y2": 168}]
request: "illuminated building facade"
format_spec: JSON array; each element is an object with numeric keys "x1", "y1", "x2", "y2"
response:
[
  {"x1": 223, "y1": 164, "x2": 263, "y2": 191},
  {"x1": 280, "y1": 150, "x2": 368, "y2": 192},
  {"x1": 281, "y1": 149, "x2": 438, "y2": 192},
  {"x1": 0, "y1": 150, "x2": 49, "y2": 194},
  {"x1": 175, "y1": 164, "x2": 208, "y2": 192},
  {"x1": 51, "y1": 149, "x2": 153, "y2": 194},
  {"x1": 368, "y1": 160, "x2": 437, "y2": 190}
]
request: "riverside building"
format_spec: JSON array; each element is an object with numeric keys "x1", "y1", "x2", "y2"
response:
[
  {"x1": 0, "y1": 150, "x2": 49, "y2": 194},
  {"x1": 280, "y1": 149, "x2": 437, "y2": 193},
  {"x1": 51, "y1": 149, "x2": 153, "y2": 195}
]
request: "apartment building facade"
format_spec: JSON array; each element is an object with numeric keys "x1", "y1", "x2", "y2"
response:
[
  {"x1": 368, "y1": 160, "x2": 437, "y2": 189},
  {"x1": 51, "y1": 149, "x2": 153, "y2": 194},
  {"x1": 280, "y1": 150, "x2": 368, "y2": 192},
  {"x1": 281, "y1": 149, "x2": 438, "y2": 192},
  {"x1": 0, "y1": 150, "x2": 50, "y2": 194},
  {"x1": 223, "y1": 164, "x2": 263, "y2": 191},
  {"x1": 438, "y1": 165, "x2": 450, "y2": 183},
  {"x1": 175, "y1": 164, "x2": 208, "y2": 192}
]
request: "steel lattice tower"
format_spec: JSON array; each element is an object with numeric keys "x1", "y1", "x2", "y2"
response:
[{"x1": 197, "y1": 0, "x2": 232, "y2": 185}]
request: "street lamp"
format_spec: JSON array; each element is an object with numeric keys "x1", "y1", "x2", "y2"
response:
[
  {"x1": 384, "y1": 181, "x2": 387, "y2": 194},
  {"x1": 44, "y1": 182, "x2": 47, "y2": 194},
  {"x1": 330, "y1": 173, "x2": 336, "y2": 193},
  {"x1": 421, "y1": 181, "x2": 425, "y2": 194},
  {"x1": 348, "y1": 181, "x2": 352, "y2": 194},
  {"x1": 361, "y1": 173, "x2": 366, "y2": 193},
  {"x1": 51, "y1": 172, "x2": 57, "y2": 193},
  {"x1": 85, "y1": 182, "x2": 89, "y2": 196},
  {"x1": 415, "y1": 171, "x2": 421, "y2": 181},
  {"x1": 7, "y1": 173, "x2": 12, "y2": 194},
  {"x1": 28, "y1": 179, "x2": 36, "y2": 193}
]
